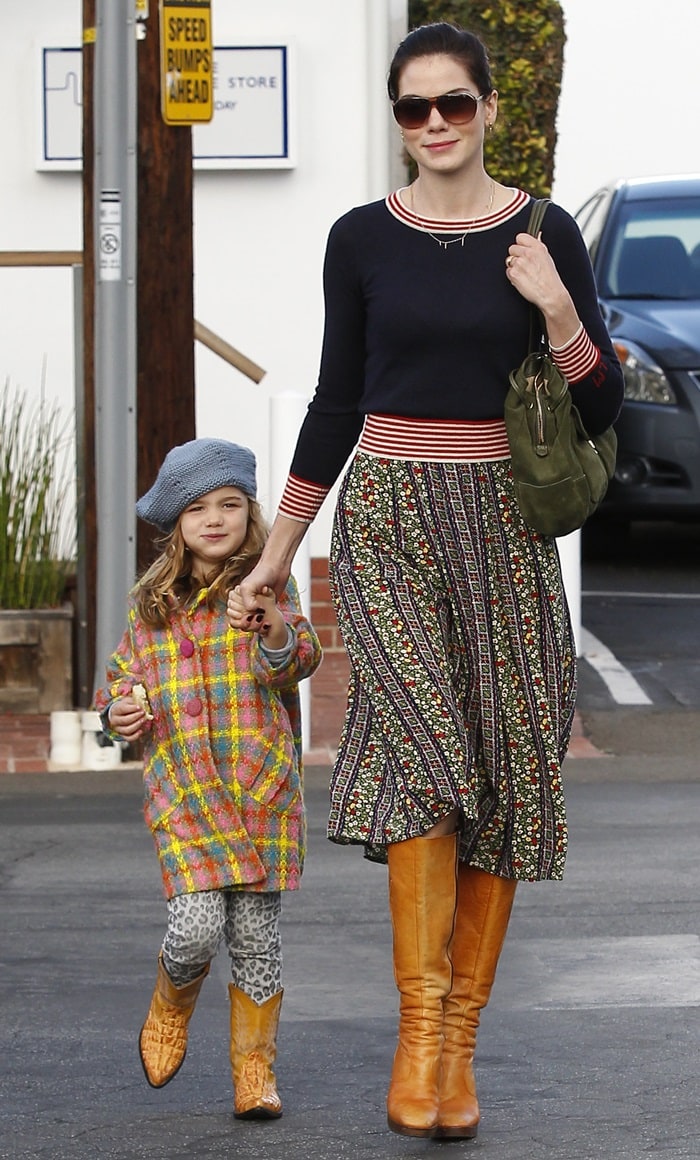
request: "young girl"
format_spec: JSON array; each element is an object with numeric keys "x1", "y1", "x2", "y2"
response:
[{"x1": 94, "y1": 437, "x2": 321, "y2": 1120}]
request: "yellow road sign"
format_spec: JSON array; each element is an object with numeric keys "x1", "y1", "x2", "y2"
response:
[{"x1": 160, "y1": 0, "x2": 213, "y2": 125}]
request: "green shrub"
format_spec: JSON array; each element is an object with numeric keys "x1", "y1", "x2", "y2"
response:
[
  {"x1": 0, "y1": 380, "x2": 74, "y2": 609},
  {"x1": 407, "y1": 1, "x2": 565, "y2": 196}
]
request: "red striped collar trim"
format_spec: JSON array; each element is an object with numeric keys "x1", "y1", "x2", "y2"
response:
[{"x1": 386, "y1": 186, "x2": 529, "y2": 235}]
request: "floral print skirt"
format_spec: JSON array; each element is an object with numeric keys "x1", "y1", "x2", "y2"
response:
[{"x1": 327, "y1": 452, "x2": 576, "y2": 881}]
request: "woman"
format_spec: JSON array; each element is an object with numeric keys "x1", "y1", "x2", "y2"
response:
[{"x1": 239, "y1": 22, "x2": 623, "y2": 1140}]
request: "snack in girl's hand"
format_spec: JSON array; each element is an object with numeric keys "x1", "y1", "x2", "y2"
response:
[{"x1": 132, "y1": 683, "x2": 154, "y2": 719}]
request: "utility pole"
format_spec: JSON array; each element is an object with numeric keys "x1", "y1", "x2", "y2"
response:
[
  {"x1": 135, "y1": 4, "x2": 196, "y2": 573},
  {"x1": 81, "y1": 0, "x2": 197, "y2": 699}
]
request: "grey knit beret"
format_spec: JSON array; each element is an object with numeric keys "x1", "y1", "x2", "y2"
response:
[{"x1": 136, "y1": 438, "x2": 257, "y2": 532}]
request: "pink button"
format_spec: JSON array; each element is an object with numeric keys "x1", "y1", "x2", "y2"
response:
[
  {"x1": 185, "y1": 696, "x2": 203, "y2": 717},
  {"x1": 180, "y1": 638, "x2": 195, "y2": 658}
]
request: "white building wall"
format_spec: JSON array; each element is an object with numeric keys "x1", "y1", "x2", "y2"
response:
[
  {"x1": 553, "y1": 0, "x2": 700, "y2": 213},
  {"x1": 191, "y1": 1, "x2": 396, "y2": 537},
  {"x1": 1, "y1": 0, "x2": 699, "y2": 561}
]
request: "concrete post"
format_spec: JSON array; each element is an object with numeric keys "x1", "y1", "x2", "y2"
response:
[
  {"x1": 269, "y1": 392, "x2": 312, "y2": 751},
  {"x1": 559, "y1": 531, "x2": 582, "y2": 655}
]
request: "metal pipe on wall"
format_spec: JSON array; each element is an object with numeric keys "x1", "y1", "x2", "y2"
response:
[
  {"x1": 92, "y1": 0, "x2": 138, "y2": 683},
  {"x1": 365, "y1": 0, "x2": 408, "y2": 200}
]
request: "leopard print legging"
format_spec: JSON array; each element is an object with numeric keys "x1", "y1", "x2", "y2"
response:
[{"x1": 162, "y1": 889, "x2": 282, "y2": 1003}]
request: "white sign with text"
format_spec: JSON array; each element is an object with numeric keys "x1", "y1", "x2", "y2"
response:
[{"x1": 38, "y1": 43, "x2": 295, "y2": 171}]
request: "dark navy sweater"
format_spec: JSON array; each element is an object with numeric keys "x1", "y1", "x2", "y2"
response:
[{"x1": 289, "y1": 191, "x2": 623, "y2": 490}]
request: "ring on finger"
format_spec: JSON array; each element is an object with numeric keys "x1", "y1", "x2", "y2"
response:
[{"x1": 506, "y1": 255, "x2": 514, "y2": 268}]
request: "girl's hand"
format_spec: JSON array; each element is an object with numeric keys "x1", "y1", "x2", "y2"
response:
[
  {"x1": 107, "y1": 695, "x2": 153, "y2": 741},
  {"x1": 227, "y1": 585, "x2": 288, "y2": 649}
]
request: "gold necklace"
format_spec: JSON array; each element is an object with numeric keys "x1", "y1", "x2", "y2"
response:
[{"x1": 411, "y1": 178, "x2": 495, "y2": 250}]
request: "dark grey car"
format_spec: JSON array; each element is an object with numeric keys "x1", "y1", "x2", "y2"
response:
[{"x1": 575, "y1": 174, "x2": 700, "y2": 524}]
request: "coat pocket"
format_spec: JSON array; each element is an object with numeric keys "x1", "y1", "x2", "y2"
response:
[
  {"x1": 143, "y1": 763, "x2": 185, "y2": 830},
  {"x1": 236, "y1": 720, "x2": 302, "y2": 814}
]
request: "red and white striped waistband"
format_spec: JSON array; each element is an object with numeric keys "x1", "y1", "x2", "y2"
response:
[{"x1": 357, "y1": 413, "x2": 511, "y2": 462}]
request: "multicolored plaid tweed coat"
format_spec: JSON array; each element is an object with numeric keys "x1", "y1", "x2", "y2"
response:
[{"x1": 94, "y1": 578, "x2": 322, "y2": 900}]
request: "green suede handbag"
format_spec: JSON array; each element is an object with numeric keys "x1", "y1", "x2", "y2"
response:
[{"x1": 504, "y1": 199, "x2": 617, "y2": 538}]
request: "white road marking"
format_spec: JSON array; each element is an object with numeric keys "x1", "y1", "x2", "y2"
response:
[
  {"x1": 583, "y1": 590, "x2": 700, "y2": 600},
  {"x1": 499, "y1": 935, "x2": 700, "y2": 1009},
  {"x1": 580, "y1": 626, "x2": 652, "y2": 705}
]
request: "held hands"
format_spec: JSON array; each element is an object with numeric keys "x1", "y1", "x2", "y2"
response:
[
  {"x1": 108, "y1": 695, "x2": 153, "y2": 741},
  {"x1": 237, "y1": 559, "x2": 289, "y2": 608},
  {"x1": 235, "y1": 515, "x2": 305, "y2": 611},
  {"x1": 227, "y1": 584, "x2": 288, "y2": 649}
]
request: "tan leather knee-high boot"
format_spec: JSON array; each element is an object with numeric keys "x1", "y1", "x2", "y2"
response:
[
  {"x1": 229, "y1": 986, "x2": 283, "y2": 1119},
  {"x1": 436, "y1": 865, "x2": 516, "y2": 1139},
  {"x1": 138, "y1": 955, "x2": 210, "y2": 1088},
  {"x1": 386, "y1": 833, "x2": 458, "y2": 1138}
]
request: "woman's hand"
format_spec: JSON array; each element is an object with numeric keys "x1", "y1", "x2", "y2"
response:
[
  {"x1": 108, "y1": 696, "x2": 152, "y2": 741},
  {"x1": 506, "y1": 231, "x2": 581, "y2": 347},
  {"x1": 237, "y1": 559, "x2": 290, "y2": 611},
  {"x1": 227, "y1": 584, "x2": 288, "y2": 649},
  {"x1": 236, "y1": 514, "x2": 309, "y2": 610}
]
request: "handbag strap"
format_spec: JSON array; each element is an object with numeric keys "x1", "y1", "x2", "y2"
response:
[
  {"x1": 526, "y1": 197, "x2": 550, "y2": 238},
  {"x1": 525, "y1": 198, "x2": 551, "y2": 354}
]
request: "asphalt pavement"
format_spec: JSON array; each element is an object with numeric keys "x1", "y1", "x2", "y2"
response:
[{"x1": 1, "y1": 707, "x2": 699, "y2": 1160}]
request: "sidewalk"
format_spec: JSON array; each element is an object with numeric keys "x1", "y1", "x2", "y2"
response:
[{"x1": 0, "y1": 708, "x2": 601, "y2": 774}]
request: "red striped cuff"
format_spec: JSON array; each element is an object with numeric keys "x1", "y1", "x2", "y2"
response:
[
  {"x1": 278, "y1": 474, "x2": 330, "y2": 523},
  {"x1": 550, "y1": 324, "x2": 600, "y2": 383}
]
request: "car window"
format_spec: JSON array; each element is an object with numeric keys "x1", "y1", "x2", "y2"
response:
[
  {"x1": 599, "y1": 196, "x2": 700, "y2": 299},
  {"x1": 574, "y1": 190, "x2": 612, "y2": 261}
]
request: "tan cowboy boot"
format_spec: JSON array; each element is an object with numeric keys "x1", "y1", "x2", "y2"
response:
[
  {"x1": 386, "y1": 832, "x2": 458, "y2": 1137},
  {"x1": 436, "y1": 865, "x2": 517, "y2": 1138},
  {"x1": 138, "y1": 955, "x2": 210, "y2": 1088},
  {"x1": 229, "y1": 985, "x2": 283, "y2": 1119}
]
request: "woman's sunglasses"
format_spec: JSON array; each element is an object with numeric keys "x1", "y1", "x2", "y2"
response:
[{"x1": 392, "y1": 91, "x2": 488, "y2": 131}]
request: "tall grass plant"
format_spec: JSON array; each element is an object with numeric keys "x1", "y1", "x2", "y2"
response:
[{"x1": 0, "y1": 379, "x2": 75, "y2": 609}]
